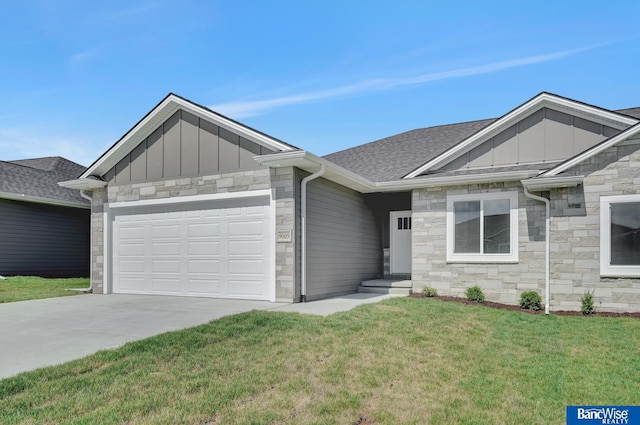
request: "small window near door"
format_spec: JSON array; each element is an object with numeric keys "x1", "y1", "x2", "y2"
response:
[{"x1": 398, "y1": 217, "x2": 412, "y2": 230}]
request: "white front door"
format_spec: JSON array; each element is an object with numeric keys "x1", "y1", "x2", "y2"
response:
[{"x1": 390, "y1": 210, "x2": 412, "y2": 274}]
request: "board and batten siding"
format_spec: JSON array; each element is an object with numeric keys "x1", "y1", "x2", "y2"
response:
[
  {"x1": 104, "y1": 110, "x2": 275, "y2": 183},
  {"x1": 0, "y1": 198, "x2": 89, "y2": 277},
  {"x1": 305, "y1": 177, "x2": 380, "y2": 300},
  {"x1": 437, "y1": 107, "x2": 621, "y2": 172}
]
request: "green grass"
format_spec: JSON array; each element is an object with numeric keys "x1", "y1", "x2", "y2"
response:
[
  {"x1": 0, "y1": 276, "x2": 90, "y2": 303},
  {"x1": 0, "y1": 297, "x2": 638, "y2": 424}
]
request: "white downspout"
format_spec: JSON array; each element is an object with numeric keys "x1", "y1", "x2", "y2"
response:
[
  {"x1": 300, "y1": 165, "x2": 326, "y2": 302},
  {"x1": 523, "y1": 187, "x2": 550, "y2": 314},
  {"x1": 76, "y1": 190, "x2": 93, "y2": 293}
]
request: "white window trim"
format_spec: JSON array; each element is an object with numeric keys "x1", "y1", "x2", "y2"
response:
[
  {"x1": 600, "y1": 194, "x2": 640, "y2": 277},
  {"x1": 446, "y1": 191, "x2": 519, "y2": 263}
]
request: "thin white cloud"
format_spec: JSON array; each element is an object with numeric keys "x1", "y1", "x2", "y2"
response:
[
  {"x1": 0, "y1": 125, "x2": 109, "y2": 167},
  {"x1": 69, "y1": 48, "x2": 98, "y2": 67},
  {"x1": 211, "y1": 46, "x2": 592, "y2": 118}
]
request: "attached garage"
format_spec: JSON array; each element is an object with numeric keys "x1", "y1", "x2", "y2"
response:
[{"x1": 108, "y1": 193, "x2": 274, "y2": 301}]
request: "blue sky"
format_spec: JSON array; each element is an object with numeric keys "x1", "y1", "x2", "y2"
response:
[{"x1": 1, "y1": 1, "x2": 640, "y2": 167}]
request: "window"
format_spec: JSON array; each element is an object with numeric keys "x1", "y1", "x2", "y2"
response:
[
  {"x1": 446, "y1": 192, "x2": 519, "y2": 262},
  {"x1": 600, "y1": 195, "x2": 640, "y2": 276}
]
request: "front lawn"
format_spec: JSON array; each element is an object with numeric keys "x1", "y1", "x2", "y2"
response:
[
  {"x1": 1, "y1": 297, "x2": 638, "y2": 424},
  {"x1": 0, "y1": 276, "x2": 90, "y2": 303}
]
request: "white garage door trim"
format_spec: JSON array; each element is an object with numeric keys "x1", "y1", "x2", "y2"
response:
[{"x1": 103, "y1": 190, "x2": 276, "y2": 301}]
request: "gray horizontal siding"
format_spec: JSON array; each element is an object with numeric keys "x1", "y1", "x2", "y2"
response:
[
  {"x1": 0, "y1": 199, "x2": 89, "y2": 277},
  {"x1": 305, "y1": 178, "x2": 380, "y2": 299}
]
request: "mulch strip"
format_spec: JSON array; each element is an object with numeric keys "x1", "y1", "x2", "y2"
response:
[{"x1": 408, "y1": 293, "x2": 640, "y2": 318}]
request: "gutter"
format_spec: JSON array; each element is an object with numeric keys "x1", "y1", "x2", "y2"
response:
[
  {"x1": 300, "y1": 165, "x2": 326, "y2": 302},
  {"x1": 69, "y1": 190, "x2": 94, "y2": 293},
  {"x1": 0, "y1": 191, "x2": 89, "y2": 209},
  {"x1": 523, "y1": 186, "x2": 550, "y2": 314}
]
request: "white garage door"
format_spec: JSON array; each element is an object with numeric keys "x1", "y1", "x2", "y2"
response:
[{"x1": 112, "y1": 197, "x2": 272, "y2": 300}]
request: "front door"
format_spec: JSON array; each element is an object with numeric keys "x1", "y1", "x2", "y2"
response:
[{"x1": 390, "y1": 210, "x2": 412, "y2": 274}]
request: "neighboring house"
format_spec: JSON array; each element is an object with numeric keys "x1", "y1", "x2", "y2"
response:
[
  {"x1": 61, "y1": 92, "x2": 640, "y2": 312},
  {"x1": 0, "y1": 157, "x2": 90, "y2": 277}
]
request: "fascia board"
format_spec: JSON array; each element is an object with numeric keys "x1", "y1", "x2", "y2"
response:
[
  {"x1": 82, "y1": 95, "x2": 295, "y2": 179},
  {"x1": 377, "y1": 170, "x2": 540, "y2": 192},
  {"x1": 0, "y1": 191, "x2": 89, "y2": 209},
  {"x1": 257, "y1": 151, "x2": 541, "y2": 193},
  {"x1": 404, "y1": 93, "x2": 639, "y2": 179},
  {"x1": 520, "y1": 175, "x2": 584, "y2": 191},
  {"x1": 58, "y1": 178, "x2": 108, "y2": 190},
  {"x1": 542, "y1": 122, "x2": 640, "y2": 177}
]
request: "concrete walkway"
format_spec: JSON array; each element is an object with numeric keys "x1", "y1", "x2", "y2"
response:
[{"x1": 0, "y1": 292, "x2": 395, "y2": 379}]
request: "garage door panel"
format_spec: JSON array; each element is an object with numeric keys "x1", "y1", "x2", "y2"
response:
[
  {"x1": 188, "y1": 222, "x2": 220, "y2": 237},
  {"x1": 151, "y1": 278, "x2": 181, "y2": 293},
  {"x1": 188, "y1": 279, "x2": 221, "y2": 295},
  {"x1": 118, "y1": 277, "x2": 146, "y2": 292},
  {"x1": 228, "y1": 259, "x2": 264, "y2": 274},
  {"x1": 152, "y1": 224, "x2": 181, "y2": 238},
  {"x1": 188, "y1": 259, "x2": 219, "y2": 273},
  {"x1": 118, "y1": 243, "x2": 145, "y2": 256},
  {"x1": 152, "y1": 242, "x2": 181, "y2": 255},
  {"x1": 112, "y1": 196, "x2": 271, "y2": 300},
  {"x1": 229, "y1": 220, "x2": 265, "y2": 236},
  {"x1": 188, "y1": 241, "x2": 219, "y2": 255},
  {"x1": 151, "y1": 259, "x2": 181, "y2": 273},
  {"x1": 228, "y1": 280, "x2": 264, "y2": 296},
  {"x1": 228, "y1": 240, "x2": 263, "y2": 255},
  {"x1": 118, "y1": 226, "x2": 145, "y2": 240},
  {"x1": 118, "y1": 259, "x2": 146, "y2": 273}
]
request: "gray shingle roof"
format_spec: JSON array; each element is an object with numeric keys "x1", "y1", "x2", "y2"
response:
[
  {"x1": 615, "y1": 107, "x2": 640, "y2": 119},
  {"x1": 324, "y1": 106, "x2": 640, "y2": 183},
  {"x1": 324, "y1": 118, "x2": 496, "y2": 182},
  {"x1": 0, "y1": 157, "x2": 88, "y2": 206}
]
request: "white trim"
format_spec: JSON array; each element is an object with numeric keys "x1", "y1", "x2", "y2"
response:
[
  {"x1": 600, "y1": 194, "x2": 640, "y2": 277},
  {"x1": 103, "y1": 208, "x2": 109, "y2": 294},
  {"x1": 404, "y1": 93, "x2": 638, "y2": 179},
  {"x1": 446, "y1": 191, "x2": 519, "y2": 263},
  {"x1": 108, "y1": 189, "x2": 272, "y2": 210},
  {"x1": 58, "y1": 178, "x2": 108, "y2": 190},
  {"x1": 520, "y1": 175, "x2": 584, "y2": 191},
  {"x1": 0, "y1": 191, "x2": 89, "y2": 209},
  {"x1": 542, "y1": 123, "x2": 640, "y2": 177},
  {"x1": 256, "y1": 150, "x2": 539, "y2": 193}
]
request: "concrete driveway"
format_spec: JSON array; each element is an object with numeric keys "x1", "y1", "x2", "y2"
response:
[{"x1": 0, "y1": 292, "x2": 395, "y2": 380}]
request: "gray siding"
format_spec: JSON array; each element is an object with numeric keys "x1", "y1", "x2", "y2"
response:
[
  {"x1": 438, "y1": 108, "x2": 619, "y2": 172},
  {"x1": 305, "y1": 177, "x2": 380, "y2": 300},
  {"x1": 0, "y1": 199, "x2": 89, "y2": 277},
  {"x1": 104, "y1": 110, "x2": 275, "y2": 183}
]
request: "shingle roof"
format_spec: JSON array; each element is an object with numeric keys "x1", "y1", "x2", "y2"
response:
[
  {"x1": 324, "y1": 106, "x2": 640, "y2": 183},
  {"x1": 615, "y1": 107, "x2": 640, "y2": 119},
  {"x1": 324, "y1": 118, "x2": 496, "y2": 182},
  {"x1": 0, "y1": 157, "x2": 88, "y2": 206}
]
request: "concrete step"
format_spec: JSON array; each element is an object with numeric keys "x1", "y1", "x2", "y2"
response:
[
  {"x1": 361, "y1": 279, "x2": 412, "y2": 288},
  {"x1": 357, "y1": 286, "x2": 411, "y2": 295}
]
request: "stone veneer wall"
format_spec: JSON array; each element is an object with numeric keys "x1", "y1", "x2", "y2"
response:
[
  {"x1": 549, "y1": 137, "x2": 640, "y2": 312},
  {"x1": 412, "y1": 181, "x2": 546, "y2": 305},
  {"x1": 88, "y1": 167, "x2": 299, "y2": 302}
]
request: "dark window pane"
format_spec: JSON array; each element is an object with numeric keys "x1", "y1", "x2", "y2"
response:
[
  {"x1": 484, "y1": 199, "x2": 510, "y2": 253},
  {"x1": 398, "y1": 218, "x2": 402, "y2": 230},
  {"x1": 454, "y1": 201, "x2": 480, "y2": 253},
  {"x1": 611, "y1": 202, "x2": 640, "y2": 265}
]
